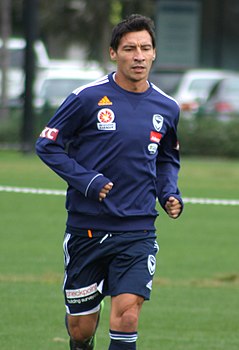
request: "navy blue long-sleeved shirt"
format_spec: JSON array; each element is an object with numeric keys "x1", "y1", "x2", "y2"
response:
[{"x1": 35, "y1": 73, "x2": 183, "y2": 231}]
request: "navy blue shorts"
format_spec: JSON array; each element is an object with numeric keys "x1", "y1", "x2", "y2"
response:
[{"x1": 63, "y1": 230, "x2": 159, "y2": 315}]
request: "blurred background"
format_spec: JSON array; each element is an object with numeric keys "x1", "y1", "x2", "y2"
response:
[
  {"x1": 0, "y1": 3, "x2": 239, "y2": 349},
  {"x1": 0, "y1": 0, "x2": 239, "y2": 156}
]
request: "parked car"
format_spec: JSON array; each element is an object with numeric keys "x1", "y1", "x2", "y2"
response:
[
  {"x1": 172, "y1": 69, "x2": 235, "y2": 116},
  {"x1": 0, "y1": 37, "x2": 49, "y2": 106},
  {"x1": 34, "y1": 65, "x2": 105, "y2": 111},
  {"x1": 149, "y1": 69, "x2": 183, "y2": 95},
  {"x1": 197, "y1": 75, "x2": 239, "y2": 121}
]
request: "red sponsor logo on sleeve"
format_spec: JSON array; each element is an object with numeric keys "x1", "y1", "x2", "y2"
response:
[
  {"x1": 150, "y1": 131, "x2": 162, "y2": 144},
  {"x1": 40, "y1": 127, "x2": 59, "y2": 141}
]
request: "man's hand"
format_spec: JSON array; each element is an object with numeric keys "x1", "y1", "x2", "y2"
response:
[
  {"x1": 165, "y1": 196, "x2": 182, "y2": 219},
  {"x1": 99, "y1": 182, "x2": 114, "y2": 201}
]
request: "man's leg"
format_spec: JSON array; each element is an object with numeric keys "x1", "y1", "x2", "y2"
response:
[
  {"x1": 69, "y1": 337, "x2": 94, "y2": 350},
  {"x1": 108, "y1": 293, "x2": 144, "y2": 350},
  {"x1": 66, "y1": 312, "x2": 99, "y2": 350},
  {"x1": 66, "y1": 301, "x2": 104, "y2": 349}
]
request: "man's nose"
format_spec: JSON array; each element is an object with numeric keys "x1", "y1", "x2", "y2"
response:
[{"x1": 134, "y1": 48, "x2": 145, "y2": 61}]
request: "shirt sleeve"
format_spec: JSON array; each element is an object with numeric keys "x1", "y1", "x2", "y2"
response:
[
  {"x1": 155, "y1": 110, "x2": 184, "y2": 214},
  {"x1": 35, "y1": 94, "x2": 111, "y2": 201}
]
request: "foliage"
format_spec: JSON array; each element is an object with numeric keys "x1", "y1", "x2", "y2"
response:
[
  {"x1": 0, "y1": 109, "x2": 22, "y2": 144},
  {"x1": 0, "y1": 108, "x2": 44, "y2": 146},
  {"x1": 10, "y1": 0, "x2": 155, "y2": 63},
  {"x1": 1, "y1": 110, "x2": 239, "y2": 159},
  {"x1": 178, "y1": 117, "x2": 239, "y2": 158}
]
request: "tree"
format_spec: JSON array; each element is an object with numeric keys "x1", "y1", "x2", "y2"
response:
[
  {"x1": 9, "y1": 0, "x2": 155, "y2": 65},
  {"x1": 0, "y1": 0, "x2": 12, "y2": 119}
]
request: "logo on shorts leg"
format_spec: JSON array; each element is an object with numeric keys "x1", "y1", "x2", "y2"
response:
[
  {"x1": 146, "y1": 280, "x2": 153, "y2": 290},
  {"x1": 148, "y1": 255, "x2": 156, "y2": 275},
  {"x1": 65, "y1": 283, "x2": 98, "y2": 304}
]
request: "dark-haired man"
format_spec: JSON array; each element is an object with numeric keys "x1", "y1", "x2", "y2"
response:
[{"x1": 36, "y1": 14, "x2": 183, "y2": 350}]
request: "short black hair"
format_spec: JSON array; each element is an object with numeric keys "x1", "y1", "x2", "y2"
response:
[{"x1": 110, "y1": 14, "x2": 156, "y2": 51}]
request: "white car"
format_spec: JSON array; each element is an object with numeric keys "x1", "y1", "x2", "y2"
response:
[
  {"x1": 35, "y1": 65, "x2": 105, "y2": 110},
  {"x1": 173, "y1": 69, "x2": 235, "y2": 115},
  {"x1": 0, "y1": 38, "x2": 49, "y2": 105}
]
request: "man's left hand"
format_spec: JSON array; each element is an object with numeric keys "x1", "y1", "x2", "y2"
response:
[{"x1": 165, "y1": 196, "x2": 182, "y2": 219}]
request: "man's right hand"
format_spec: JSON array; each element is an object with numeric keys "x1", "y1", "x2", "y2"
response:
[{"x1": 99, "y1": 182, "x2": 114, "y2": 201}]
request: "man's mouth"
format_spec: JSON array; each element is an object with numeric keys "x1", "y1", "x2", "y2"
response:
[{"x1": 132, "y1": 66, "x2": 146, "y2": 72}]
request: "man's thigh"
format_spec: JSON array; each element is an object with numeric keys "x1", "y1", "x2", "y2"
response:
[
  {"x1": 63, "y1": 232, "x2": 107, "y2": 315},
  {"x1": 106, "y1": 231, "x2": 159, "y2": 300}
]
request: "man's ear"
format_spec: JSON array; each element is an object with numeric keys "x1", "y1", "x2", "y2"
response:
[
  {"x1": 152, "y1": 49, "x2": 156, "y2": 61},
  {"x1": 109, "y1": 47, "x2": 117, "y2": 61}
]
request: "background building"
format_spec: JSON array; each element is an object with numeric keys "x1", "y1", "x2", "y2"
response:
[{"x1": 155, "y1": 0, "x2": 239, "y2": 71}]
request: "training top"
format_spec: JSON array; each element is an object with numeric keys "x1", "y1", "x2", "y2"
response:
[{"x1": 35, "y1": 72, "x2": 183, "y2": 232}]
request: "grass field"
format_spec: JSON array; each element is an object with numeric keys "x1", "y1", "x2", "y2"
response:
[{"x1": 0, "y1": 151, "x2": 239, "y2": 350}]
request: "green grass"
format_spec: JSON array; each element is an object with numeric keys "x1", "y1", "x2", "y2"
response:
[
  {"x1": 0, "y1": 151, "x2": 239, "y2": 349},
  {"x1": 178, "y1": 157, "x2": 239, "y2": 198}
]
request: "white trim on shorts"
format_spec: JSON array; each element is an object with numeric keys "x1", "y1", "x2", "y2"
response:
[{"x1": 65, "y1": 303, "x2": 101, "y2": 316}]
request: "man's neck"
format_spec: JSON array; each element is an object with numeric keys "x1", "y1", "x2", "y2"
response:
[{"x1": 113, "y1": 73, "x2": 149, "y2": 93}]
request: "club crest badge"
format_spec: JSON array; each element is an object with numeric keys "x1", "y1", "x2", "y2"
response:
[
  {"x1": 153, "y1": 114, "x2": 164, "y2": 132},
  {"x1": 148, "y1": 143, "x2": 158, "y2": 155},
  {"x1": 97, "y1": 108, "x2": 116, "y2": 130},
  {"x1": 148, "y1": 255, "x2": 156, "y2": 275}
]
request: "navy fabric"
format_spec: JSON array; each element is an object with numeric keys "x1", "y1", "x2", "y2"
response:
[
  {"x1": 63, "y1": 230, "x2": 159, "y2": 315},
  {"x1": 36, "y1": 73, "x2": 183, "y2": 232}
]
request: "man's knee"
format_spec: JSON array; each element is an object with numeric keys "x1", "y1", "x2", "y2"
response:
[
  {"x1": 120, "y1": 308, "x2": 139, "y2": 330},
  {"x1": 110, "y1": 294, "x2": 144, "y2": 331}
]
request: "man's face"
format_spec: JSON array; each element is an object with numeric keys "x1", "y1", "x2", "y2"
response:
[{"x1": 110, "y1": 30, "x2": 156, "y2": 85}]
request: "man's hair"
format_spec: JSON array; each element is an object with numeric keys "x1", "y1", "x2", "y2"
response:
[{"x1": 110, "y1": 14, "x2": 156, "y2": 51}]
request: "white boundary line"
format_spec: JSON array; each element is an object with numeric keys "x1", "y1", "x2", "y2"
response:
[
  {"x1": 183, "y1": 197, "x2": 239, "y2": 206},
  {"x1": 0, "y1": 185, "x2": 239, "y2": 206},
  {"x1": 0, "y1": 186, "x2": 65, "y2": 196}
]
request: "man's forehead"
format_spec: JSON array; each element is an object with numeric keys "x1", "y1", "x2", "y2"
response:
[{"x1": 120, "y1": 30, "x2": 153, "y2": 45}]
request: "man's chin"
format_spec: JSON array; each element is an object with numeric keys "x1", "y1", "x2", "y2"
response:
[{"x1": 130, "y1": 72, "x2": 148, "y2": 82}]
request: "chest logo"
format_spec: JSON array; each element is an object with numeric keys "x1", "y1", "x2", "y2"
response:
[
  {"x1": 97, "y1": 108, "x2": 116, "y2": 130},
  {"x1": 150, "y1": 131, "x2": 162, "y2": 144},
  {"x1": 98, "y1": 96, "x2": 113, "y2": 106},
  {"x1": 148, "y1": 143, "x2": 158, "y2": 155},
  {"x1": 153, "y1": 114, "x2": 164, "y2": 132}
]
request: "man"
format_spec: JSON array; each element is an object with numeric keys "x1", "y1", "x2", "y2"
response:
[{"x1": 36, "y1": 14, "x2": 183, "y2": 350}]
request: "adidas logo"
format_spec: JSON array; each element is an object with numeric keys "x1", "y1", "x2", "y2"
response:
[{"x1": 98, "y1": 96, "x2": 113, "y2": 106}]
